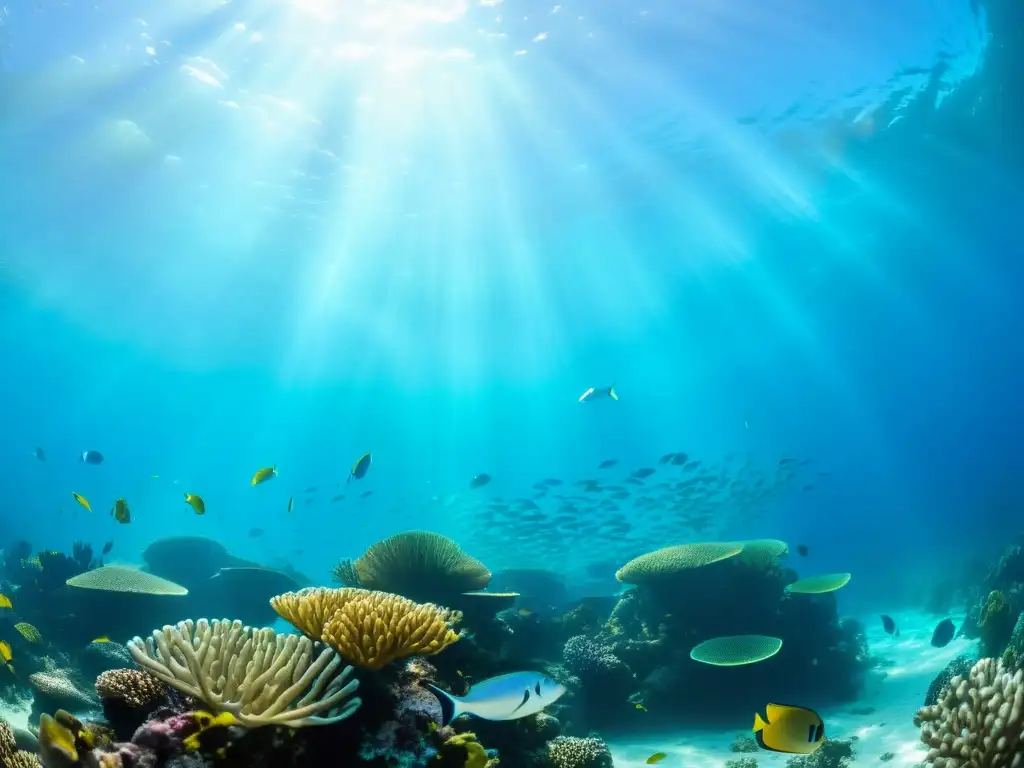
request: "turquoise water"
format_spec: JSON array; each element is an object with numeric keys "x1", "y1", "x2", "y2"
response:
[{"x1": 0, "y1": 1, "x2": 1019, "y2": 763}]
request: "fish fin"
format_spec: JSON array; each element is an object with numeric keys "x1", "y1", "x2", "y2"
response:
[
  {"x1": 425, "y1": 683, "x2": 462, "y2": 725},
  {"x1": 753, "y1": 712, "x2": 768, "y2": 733},
  {"x1": 609, "y1": 386, "x2": 618, "y2": 400}
]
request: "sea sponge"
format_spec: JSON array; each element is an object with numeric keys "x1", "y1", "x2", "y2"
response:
[
  {"x1": 615, "y1": 542, "x2": 743, "y2": 584},
  {"x1": 690, "y1": 635, "x2": 783, "y2": 666},
  {"x1": 273, "y1": 588, "x2": 462, "y2": 670},
  {"x1": 95, "y1": 669, "x2": 167, "y2": 709},
  {"x1": 127, "y1": 618, "x2": 361, "y2": 727},
  {"x1": 66, "y1": 565, "x2": 188, "y2": 595},
  {"x1": 785, "y1": 573, "x2": 851, "y2": 594},
  {"x1": 336, "y1": 531, "x2": 491, "y2": 602},
  {"x1": 914, "y1": 657, "x2": 1024, "y2": 767},
  {"x1": 546, "y1": 736, "x2": 614, "y2": 768}
]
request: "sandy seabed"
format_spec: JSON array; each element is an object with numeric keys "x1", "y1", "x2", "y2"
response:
[{"x1": 607, "y1": 611, "x2": 973, "y2": 768}]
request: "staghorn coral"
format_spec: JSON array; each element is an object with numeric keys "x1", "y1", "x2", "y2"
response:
[
  {"x1": 546, "y1": 736, "x2": 613, "y2": 768},
  {"x1": 915, "y1": 657, "x2": 1023, "y2": 767},
  {"x1": 337, "y1": 531, "x2": 491, "y2": 602},
  {"x1": 127, "y1": 618, "x2": 361, "y2": 727},
  {"x1": 96, "y1": 669, "x2": 167, "y2": 709},
  {"x1": 615, "y1": 542, "x2": 742, "y2": 584},
  {"x1": 272, "y1": 587, "x2": 463, "y2": 670}
]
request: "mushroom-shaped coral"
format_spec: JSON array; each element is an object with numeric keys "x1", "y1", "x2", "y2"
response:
[
  {"x1": 126, "y1": 618, "x2": 361, "y2": 727},
  {"x1": 785, "y1": 573, "x2": 851, "y2": 594},
  {"x1": 547, "y1": 736, "x2": 614, "y2": 768},
  {"x1": 0, "y1": 718, "x2": 40, "y2": 768},
  {"x1": 28, "y1": 670, "x2": 97, "y2": 710},
  {"x1": 915, "y1": 656, "x2": 1024, "y2": 767},
  {"x1": 272, "y1": 587, "x2": 462, "y2": 671},
  {"x1": 689, "y1": 635, "x2": 783, "y2": 666},
  {"x1": 332, "y1": 531, "x2": 491, "y2": 602},
  {"x1": 66, "y1": 565, "x2": 188, "y2": 595},
  {"x1": 96, "y1": 669, "x2": 167, "y2": 709},
  {"x1": 615, "y1": 542, "x2": 743, "y2": 584}
]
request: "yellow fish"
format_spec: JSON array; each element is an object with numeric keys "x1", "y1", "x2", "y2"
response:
[
  {"x1": 0, "y1": 642, "x2": 11, "y2": 664},
  {"x1": 646, "y1": 753, "x2": 667, "y2": 765},
  {"x1": 110, "y1": 498, "x2": 131, "y2": 524},
  {"x1": 184, "y1": 493, "x2": 205, "y2": 515},
  {"x1": 151, "y1": 475, "x2": 160, "y2": 479},
  {"x1": 287, "y1": 497, "x2": 294, "y2": 515},
  {"x1": 0, "y1": 593, "x2": 12, "y2": 611},
  {"x1": 71, "y1": 492, "x2": 92, "y2": 513},
  {"x1": 14, "y1": 623, "x2": 41, "y2": 644},
  {"x1": 635, "y1": 703, "x2": 648, "y2": 712},
  {"x1": 91, "y1": 636, "x2": 111, "y2": 644},
  {"x1": 251, "y1": 466, "x2": 277, "y2": 486},
  {"x1": 753, "y1": 703, "x2": 824, "y2": 755}
]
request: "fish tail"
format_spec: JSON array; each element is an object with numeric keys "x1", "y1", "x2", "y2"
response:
[
  {"x1": 425, "y1": 683, "x2": 462, "y2": 725},
  {"x1": 752, "y1": 712, "x2": 768, "y2": 733},
  {"x1": 609, "y1": 385, "x2": 618, "y2": 400}
]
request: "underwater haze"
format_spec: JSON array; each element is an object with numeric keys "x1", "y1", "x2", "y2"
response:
[{"x1": 1, "y1": 0, "x2": 1023, "y2": 766}]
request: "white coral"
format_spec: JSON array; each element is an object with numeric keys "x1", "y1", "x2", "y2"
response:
[{"x1": 127, "y1": 618, "x2": 360, "y2": 727}]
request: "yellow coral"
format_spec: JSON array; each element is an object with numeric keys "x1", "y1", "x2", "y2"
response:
[
  {"x1": 13, "y1": 623, "x2": 42, "y2": 644},
  {"x1": 272, "y1": 587, "x2": 462, "y2": 671}
]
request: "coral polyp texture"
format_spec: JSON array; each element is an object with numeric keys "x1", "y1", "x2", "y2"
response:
[
  {"x1": 0, "y1": 718, "x2": 40, "y2": 768},
  {"x1": 65, "y1": 565, "x2": 189, "y2": 595},
  {"x1": 272, "y1": 587, "x2": 463, "y2": 670},
  {"x1": 333, "y1": 531, "x2": 492, "y2": 602},
  {"x1": 547, "y1": 736, "x2": 615, "y2": 768},
  {"x1": 914, "y1": 656, "x2": 1024, "y2": 767},
  {"x1": 127, "y1": 618, "x2": 361, "y2": 727},
  {"x1": 615, "y1": 542, "x2": 743, "y2": 584},
  {"x1": 95, "y1": 668, "x2": 168, "y2": 709}
]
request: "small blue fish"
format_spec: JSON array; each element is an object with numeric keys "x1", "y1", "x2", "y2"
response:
[
  {"x1": 578, "y1": 384, "x2": 618, "y2": 403},
  {"x1": 426, "y1": 671, "x2": 566, "y2": 724},
  {"x1": 80, "y1": 450, "x2": 104, "y2": 465}
]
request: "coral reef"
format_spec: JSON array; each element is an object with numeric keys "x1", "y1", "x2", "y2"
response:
[
  {"x1": 784, "y1": 739, "x2": 854, "y2": 768},
  {"x1": 271, "y1": 587, "x2": 463, "y2": 670},
  {"x1": 924, "y1": 654, "x2": 977, "y2": 707},
  {"x1": 915, "y1": 657, "x2": 1024, "y2": 767},
  {"x1": 332, "y1": 532, "x2": 491, "y2": 604},
  {"x1": 546, "y1": 736, "x2": 614, "y2": 768},
  {"x1": 0, "y1": 718, "x2": 40, "y2": 768},
  {"x1": 127, "y1": 618, "x2": 361, "y2": 726}
]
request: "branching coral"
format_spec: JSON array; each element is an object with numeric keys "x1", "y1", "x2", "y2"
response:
[
  {"x1": 271, "y1": 587, "x2": 462, "y2": 670},
  {"x1": 547, "y1": 736, "x2": 614, "y2": 768},
  {"x1": 127, "y1": 618, "x2": 361, "y2": 727},
  {"x1": 333, "y1": 531, "x2": 491, "y2": 602},
  {"x1": 915, "y1": 657, "x2": 1024, "y2": 767}
]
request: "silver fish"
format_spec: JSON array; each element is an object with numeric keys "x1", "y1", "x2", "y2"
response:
[
  {"x1": 427, "y1": 671, "x2": 566, "y2": 723},
  {"x1": 578, "y1": 383, "x2": 618, "y2": 403}
]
